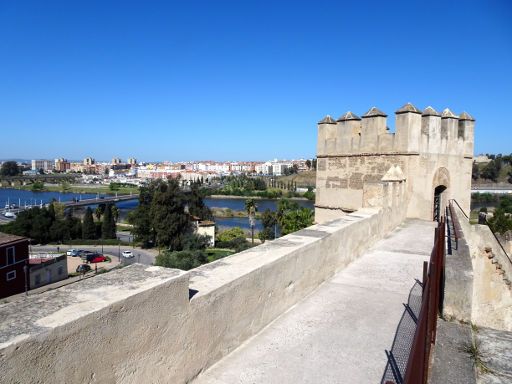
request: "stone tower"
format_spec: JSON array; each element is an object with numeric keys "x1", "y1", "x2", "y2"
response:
[{"x1": 315, "y1": 103, "x2": 474, "y2": 223}]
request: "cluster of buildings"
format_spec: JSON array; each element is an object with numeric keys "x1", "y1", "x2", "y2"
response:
[
  {"x1": 24, "y1": 157, "x2": 311, "y2": 184},
  {"x1": 28, "y1": 157, "x2": 138, "y2": 176}
]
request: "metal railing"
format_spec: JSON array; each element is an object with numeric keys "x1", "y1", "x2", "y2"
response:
[{"x1": 384, "y1": 217, "x2": 446, "y2": 384}]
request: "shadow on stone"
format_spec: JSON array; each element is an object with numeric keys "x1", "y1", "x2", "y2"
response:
[{"x1": 380, "y1": 280, "x2": 422, "y2": 383}]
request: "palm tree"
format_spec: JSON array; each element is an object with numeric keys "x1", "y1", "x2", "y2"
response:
[
  {"x1": 245, "y1": 199, "x2": 258, "y2": 244},
  {"x1": 111, "y1": 205, "x2": 119, "y2": 222},
  {"x1": 94, "y1": 206, "x2": 102, "y2": 221}
]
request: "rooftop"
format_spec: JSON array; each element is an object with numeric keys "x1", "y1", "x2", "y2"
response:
[
  {"x1": 336, "y1": 111, "x2": 361, "y2": 121},
  {"x1": 362, "y1": 106, "x2": 388, "y2": 118},
  {"x1": 0, "y1": 232, "x2": 28, "y2": 246}
]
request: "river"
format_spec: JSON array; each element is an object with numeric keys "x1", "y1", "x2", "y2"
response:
[{"x1": 0, "y1": 188, "x2": 315, "y2": 232}]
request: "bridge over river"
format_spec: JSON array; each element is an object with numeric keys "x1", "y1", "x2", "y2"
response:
[
  {"x1": 0, "y1": 193, "x2": 139, "y2": 222},
  {"x1": 62, "y1": 193, "x2": 139, "y2": 208}
]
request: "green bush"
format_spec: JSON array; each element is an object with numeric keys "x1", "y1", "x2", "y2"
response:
[
  {"x1": 217, "y1": 227, "x2": 245, "y2": 242},
  {"x1": 155, "y1": 250, "x2": 207, "y2": 270}
]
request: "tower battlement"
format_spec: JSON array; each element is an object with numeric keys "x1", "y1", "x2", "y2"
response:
[
  {"x1": 315, "y1": 103, "x2": 474, "y2": 223},
  {"x1": 317, "y1": 103, "x2": 474, "y2": 159}
]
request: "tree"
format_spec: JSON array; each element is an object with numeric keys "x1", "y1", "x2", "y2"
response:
[
  {"x1": 252, "y1": 178, "x2": 267, "y2": 191},
  {"x1": 155, "y1": 249, "x2": 207, "y2": 271},
  {"x1": 187, "y1": 183, "x2": 213, "y2": 220},
  {"x1": 276, "y1": 199, "x2": 314, "y2": 236},
  {"x1": 95, "y1": 203, "x2": 106, "y2": 221},
  {"x1": 111, "y1": 205, "x2": 119, "y2": 222},
  {"x1": 149, "y1": 179, "x2": 191, "y2": 250},
  {"x1": 488, "y1": 209, "x2": 512, "y2": 234},
  {"x1": 481, "y1": 160, "x2": 499, "y2": 182},
  {"x1": 305, "y1": 159, "x2": 312, "y2": 170},
  {"x1": 217, "y1": 227, "x2": 245, "y2": 242},
  {"x1": 311, "y1": 158, "x2": 317, "y2": 170},
  {"x1": 472, "y1": 161, "x2": 480, "y2": 181},
  {"x1": 66, "y1": 210, "x2": 83, "y2": 239},
  {"x1": 259, "y1": 209, "x2": 277, "y2": 241},
  {"x1": 31, "y1": 181, "x2": 45, "y2": 191},
  {"x1": 82, "y1": 207, "x2": 97, "y2": 239},
  {"x1": 245, "y1": 199, "x2": 258, "y2": 244},
  {"x1": 0, "y1": 161, "x2": 20, "y2": 176},
  {"x1": 216, "y1": 228, "x2": 250, "y2": 252},
  {"x1": 101, "y1": 204, "x2": 117, "y2": 239},
  {"x1": 128, "y1": 181, "x2": 159, "y2": 248}
]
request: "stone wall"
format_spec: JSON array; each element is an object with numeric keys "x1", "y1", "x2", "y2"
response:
[
  {"x1": 443, "y1": 204, "x2": 473, "y2": 322},
  {"x1": 0, "y1": 181, "x2": 407, "y2": 384},
  {"x1": 315, "y1": 104, "x2": 473, "y2": 223},
  {"x1": 452, "y1": 203, "x2": 512, "y2": 331}
]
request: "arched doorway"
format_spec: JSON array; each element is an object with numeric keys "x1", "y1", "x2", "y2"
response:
[
  {"x1": 433, "y1": 185, "x2": 447, "y2": 222},
  {"x1": 432, "y1": 168, "x2": 450, "y2": 222}
]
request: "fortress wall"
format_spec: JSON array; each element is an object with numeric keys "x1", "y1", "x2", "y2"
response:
[
  {"x1": 316, "y1": 104, "x2": 474, "y2": 222},
  {"x1": 453, "y1": 205, "x2": 512, "y2": 331},
  {"x1": 315, "y1": 154, "x2": 408, "y2": 222},
  {"x1": 0, "y1": 183, "x2": 406, "y2": 384},
  {"x1": 406, "y1": 154, "x2": 472, "y2": 219}
]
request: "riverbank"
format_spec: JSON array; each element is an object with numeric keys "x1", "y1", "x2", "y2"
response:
[
  {"x1": 11, "y1": 183, "x2": 139, "y2": 195},
  {"x1": 208, "y1": 194, "x2": 310, "y2": 201}
]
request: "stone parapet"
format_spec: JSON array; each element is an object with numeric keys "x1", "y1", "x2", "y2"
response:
[
  {"x1": 0, "y1": 197, "x2": 408, "y2": 384},
  {"x1": 443, "y1": 203, "x2": 473, "y2": 322}
]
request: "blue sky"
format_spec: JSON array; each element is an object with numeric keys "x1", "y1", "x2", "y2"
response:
[{"x1": 0, "y1": 0, "x2": 510, "y2": 162}]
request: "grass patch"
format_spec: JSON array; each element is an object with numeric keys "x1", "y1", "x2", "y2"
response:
[
  {"x1": 463, "y1": 341, "x2": 492, "y2": 375},
  {"x1": 53, "y1": 239, "x2": 131, "y2": 246},
  {"x1": 206, "y1": 248, "x2": 234, "y2": 262},
  {"x1": 470, "y1": 210, "x2": 479, "y2": 224}
]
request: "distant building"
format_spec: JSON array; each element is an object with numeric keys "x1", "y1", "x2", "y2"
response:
[
  {"x1": 31, "y1": 159, "x2": 53, "y2": 172},
  {"x1": 191, "y1": 217, "x2": 215, "y2": 247},
  {"x1": 255, "y1": 162, "x2": 273, "y2": 175},
  {"x1": 28, "y1": 255, "x2": 68, "y2": 289},
  {"x1": 0, "y1": 233, "x2": 29, "y2": 299},
  {"x1": 112, "y1": 157, "x2": 122, "y2": 165},
  {"x1": 474, "y1": 155, "x2": 491, "y2": 164},
  {"x1": 270, "y1": 160, "x2": 292, "y2": 176},
  {"x1": 54, "y1": 158, "x2": 70, "y2": 172},
  {"x1": 83, "y1": 157, "x2": 95, "y2": 166},
  {"x1": 127, "y1": 158, "x2": 137, "y2": 166}
]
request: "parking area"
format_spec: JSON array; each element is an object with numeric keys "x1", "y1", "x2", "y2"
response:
[{"x1": 66, "y1": 253, "x2": 120, "y2": 274}]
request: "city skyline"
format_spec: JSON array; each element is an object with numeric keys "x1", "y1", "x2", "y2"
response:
[{"x1": 1, "y1": 0, "x2": 511, "y2": 160}]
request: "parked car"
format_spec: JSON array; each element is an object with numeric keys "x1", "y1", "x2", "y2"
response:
[
  {"x1": 80, "y1": 250, "x2": 95, "y2": 260},
  {"x1": 87, "y1": 254, "x2": 107, "y2": 263},
  {"x1": 66, "y1": 249, "x2": 81, "y2": 257},
  {"x1": 76, "y1": 264, "x2": 91, "y2": 273},
  {"x1": 122, "y1": 250, "x2": 134, "y2": 258}
]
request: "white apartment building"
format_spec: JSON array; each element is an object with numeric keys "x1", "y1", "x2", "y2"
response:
[{"x1": 31, "y1": 159, "x2": 53, "y2": 172}]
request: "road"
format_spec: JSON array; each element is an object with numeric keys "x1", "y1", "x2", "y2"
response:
[{"x1": 31, "y1": 244, "x2": 159, "y2": 266}]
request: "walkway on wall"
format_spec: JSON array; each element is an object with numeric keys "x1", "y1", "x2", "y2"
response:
[{"x1": 193, "y1": 220, "x2": 436, "y2": 384}]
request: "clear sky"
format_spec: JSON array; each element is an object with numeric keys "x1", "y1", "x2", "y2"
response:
[{"x1": 0, "y1": 0, "x2": 511, "y2": 162}]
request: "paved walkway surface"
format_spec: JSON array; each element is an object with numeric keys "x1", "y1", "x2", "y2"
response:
[{"x1": 193, "y1": 219, "x2": 435, "y2": 384}]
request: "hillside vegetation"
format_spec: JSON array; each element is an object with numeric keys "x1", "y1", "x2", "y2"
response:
[
  {"x1": 277, "y1": 170, "x2": 316, "y2": 188},
  {"x1": 472, "y1": 154, "x2": 512, "y2": 185}
]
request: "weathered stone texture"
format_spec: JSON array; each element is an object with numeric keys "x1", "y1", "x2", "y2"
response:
[{"x1": 315, "y1": 104, "x2": 473, "y2": 223}]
